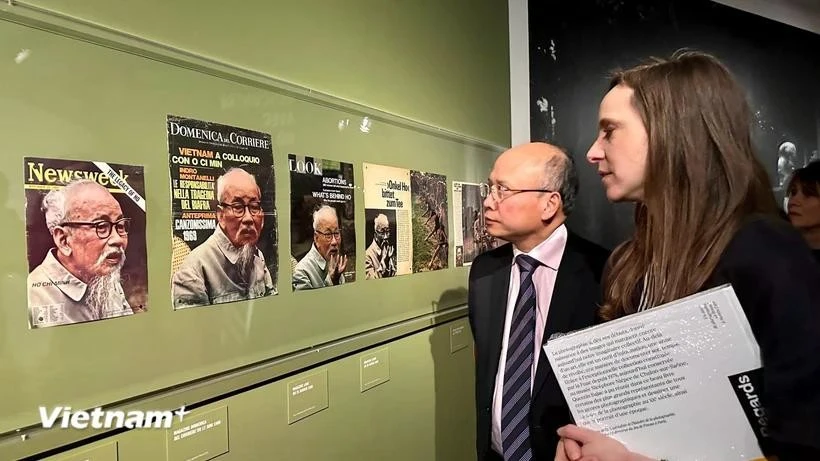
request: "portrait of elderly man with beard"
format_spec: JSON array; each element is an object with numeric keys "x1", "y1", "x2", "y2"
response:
[
  {"x1": 27, "y1": 179, "x2": 134, "y2": 328},
  {"x1": 172, "y1": 167, "x2": 275, "y2": 308},
  {"x1": 364, "y1": 213, "x2": 397, "y2": 279},
  {"x1": 292, "y1": 205, "x2": 348, "y2": 290}
]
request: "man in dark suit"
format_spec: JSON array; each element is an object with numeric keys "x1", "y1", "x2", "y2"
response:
[{"x1": 468, "y1": 142, "x2": 610, "y2": 461}]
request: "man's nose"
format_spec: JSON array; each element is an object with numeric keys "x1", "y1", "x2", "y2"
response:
[
  {"x1": 483, "y1": 194, "x2": 495, "y2": 209},
  {"x1": 107, "y1": 230, "x2": 125, "y2": 247},
  {"x1": 241, "y1": 208, "x2": 255, "y2": 223}
]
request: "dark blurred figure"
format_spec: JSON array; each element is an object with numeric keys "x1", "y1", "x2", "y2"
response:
[{"x1": 787, "y1": 161, "x2": 820, "y2": 262}]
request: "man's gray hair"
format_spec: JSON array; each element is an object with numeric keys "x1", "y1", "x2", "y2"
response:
[
  {"x1": 374, "y1": 213, "x2": 389, "y2": 228},
  {"x1": 312, "y1": 205, "x2": 338, "y2": 230},
  {"x1": 543, "y1": 146, "x2": 579, "y2": 216},
  {"x1": 216, "y1": 167, "x2": 259, "y2": 202},
  {"x1": 41, "y1": 179, "x2": 100, "y2": 233}
]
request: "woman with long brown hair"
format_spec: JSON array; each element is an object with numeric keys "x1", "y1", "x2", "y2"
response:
[{"x1": 555, "y1": 51, "x2": 820, "y2": 460}]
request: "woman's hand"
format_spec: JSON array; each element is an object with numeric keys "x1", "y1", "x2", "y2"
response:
[
  {"x1": 554, "y1": 424, "x2": 657, "y2": 461},
  {"x1": 554, "y1": 438, "x2": 582, "y2": 461}
]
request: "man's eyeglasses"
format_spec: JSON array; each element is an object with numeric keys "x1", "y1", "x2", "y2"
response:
[
  {"x1": 479, "y1": 183, "x2": 553, "y2": 202},
  {"x1": 60, "y1": 218, "x2": 131, "y2": 239},
  {"x1": 219, "y1": 202, "x2": 263, "y2": 217},
  {"x1": 315, "y1": 230, "x2": 341, "y2": 240},
  {"x1": 375, "y1": 228, "x2": 390, "y2": 236}
]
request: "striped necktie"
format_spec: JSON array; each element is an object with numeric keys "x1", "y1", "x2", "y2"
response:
[{"x1": 501, "y1": 254, "x2": 540, "y2": 461}]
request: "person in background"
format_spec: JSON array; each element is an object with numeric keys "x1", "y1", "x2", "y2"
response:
[
  {"x1": 786, "y1": 161, "x2": 820, "y2": 262},
  {"x1": 554, "y1": 50, "x2": 820, "y2": 461}
]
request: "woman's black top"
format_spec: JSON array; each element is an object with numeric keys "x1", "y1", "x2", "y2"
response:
[{"x1": 620, "y1": 215, "x2": 820, "y2": 459}]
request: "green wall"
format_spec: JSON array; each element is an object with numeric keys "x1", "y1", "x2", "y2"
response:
[
  {"x1": 0, "y1": 1, "x2": 509, "y2": 459},
  {"x1": 19, "y1": 0, "x2": 511, "y2": 147},
  {"x1": 41, "y1": 320, "x2": 476, "y2": 461}
]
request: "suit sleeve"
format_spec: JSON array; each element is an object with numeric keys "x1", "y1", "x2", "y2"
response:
[
  {"x1": 717, "y1": 221, "x2": 820, "y2": 456},
  {"x1": 466, "y1": 254, "x2": 486, "y2": 460},
  {"x1": 467, "y1": 258, "x2": 478, "y2": 349}
]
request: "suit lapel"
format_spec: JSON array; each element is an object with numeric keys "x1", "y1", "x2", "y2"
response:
[
  {"x1": 532, "y1": 245, "x2": 583, "y2": 400},
  {"x1": 484, "y1": 248, "x2": 512, "y2": 391}
]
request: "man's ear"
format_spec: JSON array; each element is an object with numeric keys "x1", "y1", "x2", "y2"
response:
[
  {"x1": 54, "y1": 227, "x2": 72, "y2": 256},
  {"x1": 540, "y1": 192, "x2": 562, "y2": 221}
]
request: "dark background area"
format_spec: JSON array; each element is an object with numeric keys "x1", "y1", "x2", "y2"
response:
[{"x1": 529, "y1": 0, "x2": 820, "y2": 249}]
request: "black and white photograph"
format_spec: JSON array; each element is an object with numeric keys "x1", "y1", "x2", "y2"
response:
[
  {"x1": 363, "y1": 208, "x2": 398, "y2": 279},
  {"x1": 528, "y1": 0, "x2": 820, "y2": 249},
  {"x1": 362, "y1": 163, "x2": 413, "y2": 277}
]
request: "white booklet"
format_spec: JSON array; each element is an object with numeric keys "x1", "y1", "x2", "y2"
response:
[{"x1": 544, "y1": 284, "x2": 774, "y2": 461}]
